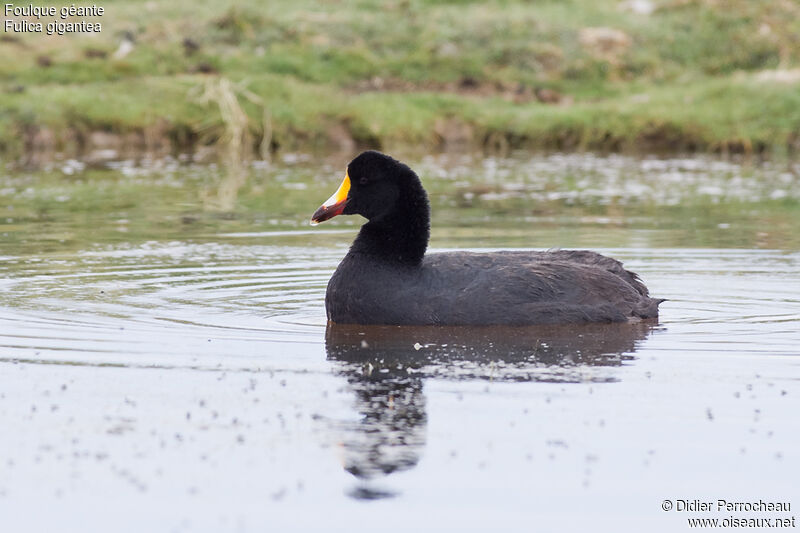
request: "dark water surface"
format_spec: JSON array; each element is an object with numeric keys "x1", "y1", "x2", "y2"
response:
[{"x1": 1, "y1": 153, "x2": 799, "y2": 532}]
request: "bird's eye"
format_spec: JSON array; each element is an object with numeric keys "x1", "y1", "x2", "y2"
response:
[{"x1": 359, "y1": 176, "x2": 369, "y2": 185}]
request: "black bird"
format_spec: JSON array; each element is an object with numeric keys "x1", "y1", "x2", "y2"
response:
[{"x1": 311, "y1": 151, "x2": 663, "y2": 326}]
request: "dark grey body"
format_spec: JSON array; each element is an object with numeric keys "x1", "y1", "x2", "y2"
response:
[
  {"x1": 316, "y1": 151, "x2": 663, "y2": 326},
  {"x1": 326, "y1": 249, "x2": 662, "y2": 326}
]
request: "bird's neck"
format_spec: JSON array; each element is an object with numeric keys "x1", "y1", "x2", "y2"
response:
[{"x1": 350, "y1": 208, "x2": 430, "y2": 266}]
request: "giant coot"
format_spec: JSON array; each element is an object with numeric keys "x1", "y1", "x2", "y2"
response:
[{"x1": 311, "y1": 151, "x2": 663, "y2": 326}]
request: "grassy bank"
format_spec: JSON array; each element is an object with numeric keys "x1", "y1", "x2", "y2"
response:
[{"x1": 2, "y1": 0, "x2": 800, "y2": 158}]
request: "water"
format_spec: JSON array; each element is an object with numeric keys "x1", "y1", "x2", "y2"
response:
[{"x1": 1, "y1": 153, "x2": 799, "y2": 531}]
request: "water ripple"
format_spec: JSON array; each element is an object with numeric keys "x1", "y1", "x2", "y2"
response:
[{"x1": 1, "y1": 243, "x2": 799, "y2": 369}]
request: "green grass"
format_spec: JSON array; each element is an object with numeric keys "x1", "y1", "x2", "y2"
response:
[{"x1": 1, "y1": 0, "x2": 799, "y2": 156}]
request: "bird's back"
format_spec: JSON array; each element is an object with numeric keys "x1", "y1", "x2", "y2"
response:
[{"x1": 326, "y1": 249, "x2": 662, "y2": 326}]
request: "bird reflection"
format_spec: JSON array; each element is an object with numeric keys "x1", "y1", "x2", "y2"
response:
[{"x1": 325, "y1": 321, "x2": 657, "y2": 499}]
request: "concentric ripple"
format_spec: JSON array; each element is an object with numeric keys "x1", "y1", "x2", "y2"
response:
[
  {"x1": 2, "y1": 239, "x2": 798, "y2": 372},
  {"x1": 0, "y1": 239, "x2": 344, "y2": 370}
]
